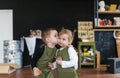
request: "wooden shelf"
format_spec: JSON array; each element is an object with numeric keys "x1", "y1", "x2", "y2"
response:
[
  {"x1": 81, "y1": 63, "x2": 94, "y2": 65},
  {"x1": 98, "y1": 11, "x2": 120, "y2": 14},
  {"x1": 94, "y1": 29, "x2": 115, "y2": 31},
  {"x1": 94, "y1": 26, "x2": 120, "y2": 31},
  {"x1": 80, "y1": 55, "x2": 95, "y2": 57},
  {"x1": 96, "y1": 25, "x2": 120, "y2": 27}
]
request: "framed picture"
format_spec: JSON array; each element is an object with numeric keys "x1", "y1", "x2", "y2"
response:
[{"x1": 78, "y1": 21, "x2": 94, "y2": 42}]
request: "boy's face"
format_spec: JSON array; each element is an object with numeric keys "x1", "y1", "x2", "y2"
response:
[
  {"x1": 58, "y1": 34, "x2": 70, "y2": 47},
  {"x1": 48, "y1": 30, "x2": 58, "y2": 45}
]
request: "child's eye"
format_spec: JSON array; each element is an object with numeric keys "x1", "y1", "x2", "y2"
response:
[
  {"x1": 54, "y1": 34, "x2": 58, "y2": 37},
  {"x1": 62, "y1": 38, "x2": 66, "y2": 41}
]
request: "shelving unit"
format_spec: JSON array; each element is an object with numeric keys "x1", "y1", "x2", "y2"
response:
[
  {"x1": 94, "y1": 0, "x2": 120, "y2": 29},
  {"x1": 78, "y1": 42, "x2": 96, "y2": 68}
]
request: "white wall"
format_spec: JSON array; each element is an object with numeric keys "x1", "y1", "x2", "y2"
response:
[{"x1": 0, "y1": 10, "x2": 13, "y2": 63}]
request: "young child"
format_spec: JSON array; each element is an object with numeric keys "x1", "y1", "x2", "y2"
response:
[
  {"x1": 31, "y1": 28, "x2": 58, "y2": 78},
  {"x1": 56, "y1": 29, "x2": 78, "y2": 78},
  {"x1": 114, "y1": 30, "x2": 120, "y2": 39}
]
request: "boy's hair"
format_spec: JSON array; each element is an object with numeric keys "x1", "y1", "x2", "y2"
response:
[
  {"x1": 41, "y1": 28, "x2": 56, "y2": 42},
  {"x1": 59, "y1": 29, "x2": 74, "y2": 44}
]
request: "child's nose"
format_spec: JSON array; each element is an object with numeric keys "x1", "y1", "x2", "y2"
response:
[
  {"x1": 57, "y1": 40, "x2": 59, "y2": 42},
  {"x1": 57, "y1": 39, "x2": 60, "y2": 43}
]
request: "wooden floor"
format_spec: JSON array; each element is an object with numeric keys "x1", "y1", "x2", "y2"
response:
[{"x1": 0, "y1": 66, "x2": 120, "y2": 78}]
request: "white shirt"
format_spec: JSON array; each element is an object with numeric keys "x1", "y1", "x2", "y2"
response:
[
  {"x1": 61, "y1": 46, "x2": 78, "y2": 70},
  {"x1": 53, "y1": 46, "x2": 78, "y2": 70},
  {"x1": 20, "y1": 37, "x2": 36, "y2": 56}
]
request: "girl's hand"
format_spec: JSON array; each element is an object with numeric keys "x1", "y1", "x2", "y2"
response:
[
  {"x1": 48, "y1": 62, "x2": 54, "y2": 68},
  {"x1": 56, "y1": 57, "x2": 62, "y2": 65},
  {"x1": 33, "y1": 67, "x2": 42, "y2": 76}
]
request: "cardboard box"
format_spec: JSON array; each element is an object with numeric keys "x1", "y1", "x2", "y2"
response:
[{"x1": 0, "y1": 63, "x2": 19, "y2": 74}]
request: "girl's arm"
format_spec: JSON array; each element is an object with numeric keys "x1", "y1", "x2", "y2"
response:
[
  {"x1": 48, "y1": 62, "x2": 57, "y2": 70},
  {"x1": 61, "y1": 46, "x2": 78, "y2": 70}
]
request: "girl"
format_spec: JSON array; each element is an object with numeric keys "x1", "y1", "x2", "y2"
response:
[{"x1": 56, "y1": 29, "x2": 78, "y2": 78}]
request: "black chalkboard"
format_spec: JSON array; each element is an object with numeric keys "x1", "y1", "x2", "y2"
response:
[{"x1": 95, "y1": 31, "x2": 117, "y2": 64}]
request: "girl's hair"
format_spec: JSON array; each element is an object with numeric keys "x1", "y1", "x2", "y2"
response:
[
  {"x1": 41, "y1": 28, "x2": 56, "y2": 42},
  {"x1": 59, "y1": 28, "x2": 75, "y2": 44}
]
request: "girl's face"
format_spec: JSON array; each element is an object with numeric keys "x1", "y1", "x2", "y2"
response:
[{"x1": 58, "y1": 34, "x2": 70, "y2": 47}]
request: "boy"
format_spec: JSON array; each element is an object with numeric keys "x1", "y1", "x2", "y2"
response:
[{"x1": 31, "y1": 28, "x2": 58, "y2": 78}]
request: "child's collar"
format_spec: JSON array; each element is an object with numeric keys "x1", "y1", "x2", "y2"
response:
[{"x1": 59, "y1": 47, "x2": 65, "y2": 50}]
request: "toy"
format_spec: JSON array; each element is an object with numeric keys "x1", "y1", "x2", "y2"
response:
[
  {"x1": 99, "y1": 0, "x2": 105, "y2": 11},
  {"x1": 88, "y1": 48, "x2": 94, "y2": 55},
  {"x1": 83, "y1": 47, "x2": 90, "y2": 56}
]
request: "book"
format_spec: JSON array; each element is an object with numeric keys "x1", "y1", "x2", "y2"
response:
[{"x1": 0, "y1": 63, "x2": 18, "y2": 74}]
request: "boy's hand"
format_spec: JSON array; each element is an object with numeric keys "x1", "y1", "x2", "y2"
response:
[
  {"x1": 33, "y1": 67, "x2": 42, "y2": 76},
  {"x1": 48, "y1": 62, "x2": 54, "y2": 68}
]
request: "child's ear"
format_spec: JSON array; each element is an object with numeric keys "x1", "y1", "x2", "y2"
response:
[
  {"x1": 68, "y1": 41, "x2": 72, "y2": 45},
  {"x1": 45, "y1": 37, "x2": 49, "y2": 42}
]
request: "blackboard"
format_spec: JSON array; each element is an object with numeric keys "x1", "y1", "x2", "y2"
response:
[{"x1": 95, "y1": 31, "x2": 117, "y2": 64}]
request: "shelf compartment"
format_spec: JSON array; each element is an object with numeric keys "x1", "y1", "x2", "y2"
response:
[{"x1": 78, "y1": 42, "x2": 96, "y2": 68}]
